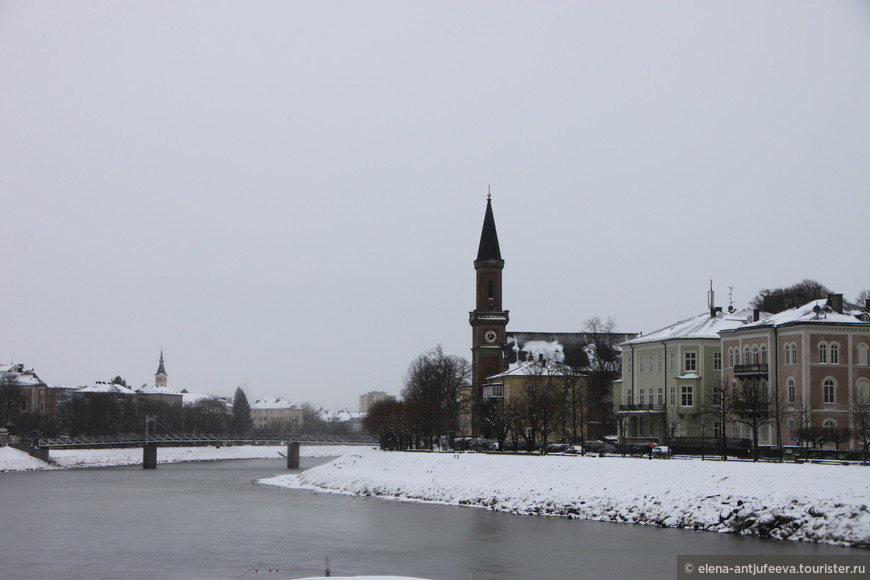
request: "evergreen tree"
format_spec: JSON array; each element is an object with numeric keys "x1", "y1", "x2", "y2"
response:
[{"x1": 232, "y1": 387, "x2": 253, "y2": 435}]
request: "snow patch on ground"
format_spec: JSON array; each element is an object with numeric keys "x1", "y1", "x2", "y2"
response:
[
  {"x1": 260, "y1": 449, "x2": 870, "y2": 548},
  {"x1": 0, "y1": 446, "x2": 53, "y2": 471}
]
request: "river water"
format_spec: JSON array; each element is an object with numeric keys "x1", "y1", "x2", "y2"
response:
[{"x1": 0, "y1": 458, "x2": 862, "y2": 579}]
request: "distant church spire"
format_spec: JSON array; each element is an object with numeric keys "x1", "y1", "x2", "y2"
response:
[
  {"x1": 155, "y1": 349, "x2": 168, "y2": 388},
  {"x1": 476, "y1": 189, "x2": 502, "y2": 261}
]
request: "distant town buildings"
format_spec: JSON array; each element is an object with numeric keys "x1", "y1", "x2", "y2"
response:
[{"x1": 358, "y1": 391, "x2": 392, "y2": 413}]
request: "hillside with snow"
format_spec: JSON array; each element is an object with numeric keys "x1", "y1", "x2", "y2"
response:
[{"x1": 261, "y1": 448, "x2": 870, "y2": 548}]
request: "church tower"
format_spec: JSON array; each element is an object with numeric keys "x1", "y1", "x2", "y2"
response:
[
  {"x1": 155, "y1": 350, "x2": 168, "y2": 388},
  {"x1": 469, "y1": 192, "x2": 509, "y2": 435}
]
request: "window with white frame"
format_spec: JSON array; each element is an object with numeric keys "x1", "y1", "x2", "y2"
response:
[
  {"x1": 784, "y1": 343, "x2": 796, "y2": 365},
  {"x1": 759, "y1": 422, "x2": 769, "y2": 444},
  {"x1": 714, "y1": 421, "x2": 723, "y2": 439},
  {"x1": 657, "y1": 387, "x2": 664, "y2": 405},
  {"x1": 658, "y1": 354, "x2": 663, "y2": 372},
  {"x1": 830, "y1": 343, "x2": 840, "y2": 365},
  {"x1": 626, "y1": 356, "x2": 632, "y2": 375},
  {"x1": 713, "y1": 386, "x2": 721, "y2": 405},
  {"x1": 858, "y1": 343, "x2": 869, "y2": 366},
  {"x1": 819, "y1": 343, "x2": 828, "y2": 364},
  {"x1": 743, "y1": 346, "x2": 751, "y2": 365},
  {"x1": 823, "y1": 378, "x2": 836, "y2": 404},
  {"x1": 752, "y1": 345, "x2": 759, "y2": 364},
  {"x1": 786, "y1": 378, "x2": 796, "y2": 403},
  {"x1": 639, "y1": 388, "x2": 645, "y2": 405},
  {"x1": 627, "y1": 388, "x2": 633, "y2": 405},
  {"x1": 760, "y1": 345, "x2": 767, "y2": 364},
  {"x1": 670, "y1": 352, "x2": 675, "y2": 371},
  {"x1": 681, "y1": 385, "x2": 693, "y2": 407},
  {"x1": 857, "y1": 378, "x2": 870, "y2": 402},
  {"x1": 684, "y1": 352, "x2": 697, "y2": 372},
  {"x1": 639, "y1": 357, "x2": 644, "y2": 373},
  {"x1": 714, "y1": 352, "x2": 722, "y2": 370},
  {"x1": 669, "y1": 387, "x2": 675, "y2": 406},
  {"x1": 823, "y1": 418, "x2": 836, "y2": 436}
]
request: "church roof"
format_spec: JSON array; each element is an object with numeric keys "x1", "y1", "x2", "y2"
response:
[{"x1": 476, "y1": 195, "x2": 502, "y2": 261}]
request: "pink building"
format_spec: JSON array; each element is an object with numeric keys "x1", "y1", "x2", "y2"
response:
[{"x1": 719, "y1": 295, "x2": 870, "y2": 451}]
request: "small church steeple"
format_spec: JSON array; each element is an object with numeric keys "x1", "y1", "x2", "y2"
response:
[{"x1": 155, "y1": 349, "x2": 168, "y2": 388}]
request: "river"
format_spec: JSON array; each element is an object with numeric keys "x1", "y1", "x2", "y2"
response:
[{"x1": 0, "y1": 458, "x2": 862, "y2": 579}]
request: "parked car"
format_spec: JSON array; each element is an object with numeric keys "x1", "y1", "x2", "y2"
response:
[
  {"x1": 651, "y1": 445, "x2": 670, "y2": 458},
  {"x1": 563, "y1": 445, "x2": 585, "y2": 455}
]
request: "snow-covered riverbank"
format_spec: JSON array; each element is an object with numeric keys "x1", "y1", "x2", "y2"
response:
[
  {"x1": 260, "y1": 448, "x2": 870, "y2": 548},
  {"x1": 0, "y1": 444, "x2": 361, "y2": 471}
]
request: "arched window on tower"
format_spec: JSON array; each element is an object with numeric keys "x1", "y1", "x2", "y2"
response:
[{"x1": 487, "y1": 279, "x2": 494, "y2": 300}]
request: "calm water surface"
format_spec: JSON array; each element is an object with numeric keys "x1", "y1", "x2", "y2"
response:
[{"x1": 0, "y1": 458, "x2": 862, "y2": 580}]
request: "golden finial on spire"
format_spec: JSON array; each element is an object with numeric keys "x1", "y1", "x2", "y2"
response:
[{"x1": 487, "y1": 185, "x2": 491, "y2": 200}]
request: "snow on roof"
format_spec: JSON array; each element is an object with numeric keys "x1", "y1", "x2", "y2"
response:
[
  {"x1": 623, "y1": 308, "x2": 761, "y2": 345},
  {"x1": 137, "y1": 386, "x2": 184, "y2": 396},
  {"x1": 251, "y1": 397, "x2": 299, "y2": 410},
  {"x1": 318, "y1": 408, "x2": 365, "y2": 422},
  {"x1": 0, "y1": 364, "x2": 47, "y2": 387},
  {"x1": 75, "y1": 382, "x2": 136, "y2": 395},
  {"x1": 725, "y1": 299, "x2": 870, "y2": 331}
]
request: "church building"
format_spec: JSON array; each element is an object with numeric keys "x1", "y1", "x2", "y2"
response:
[{"x1": 467, "y1": 194, "x2": 636, "y2": 442}]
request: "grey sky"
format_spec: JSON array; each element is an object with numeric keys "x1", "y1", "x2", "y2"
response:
[{"x1": 2, "y1": 1, "x2": 868, "y2": 409}]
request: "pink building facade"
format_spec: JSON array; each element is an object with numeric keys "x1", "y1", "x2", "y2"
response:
[{"x1": 720, "y1": 296, "x2": 870, "y2": 451}]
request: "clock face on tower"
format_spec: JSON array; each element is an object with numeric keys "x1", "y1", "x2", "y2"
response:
[{"x1": 484, "y1": 330, "x2": 498, "y2": 344}]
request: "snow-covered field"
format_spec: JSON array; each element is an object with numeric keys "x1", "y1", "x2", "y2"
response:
[
  {"x1": 0, "y1": 444, "x2": 358, "y2": 471},
  {"x1": 260, "y1": 448, "x2": 870, "y2": 548}
]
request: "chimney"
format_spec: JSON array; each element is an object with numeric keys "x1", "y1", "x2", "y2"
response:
[
  {"x1": 753, "y1": 309, "x2": 760, "y2": 322},
  {"x1": 827, "y1": 293, "x2": 844, "y2": 314}
]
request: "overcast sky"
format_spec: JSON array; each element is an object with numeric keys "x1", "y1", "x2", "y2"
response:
[{"x1": 2, "y1": 1, "x2": 868, "y2": 409}]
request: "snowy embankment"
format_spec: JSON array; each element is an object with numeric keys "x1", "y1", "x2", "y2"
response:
[
  {"x1": 0, "y1": 444, "x2": 357, "y2": 471},
  {"x1": 260, "y1": 448, "x2": 870, "y2": 548}
]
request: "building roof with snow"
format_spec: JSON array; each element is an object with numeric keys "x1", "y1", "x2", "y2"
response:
[
  {"x1": 251, "y1": 397, "x2": 299, "y2": 410},
  {"x1": 621, "y1": 308, "x2": 761, "y2": 346},
  {"x1": 721, "y1": 298, "x2": 870, "y2": 332},
  {"x1": 75, "y1": 382, "x2": 136, "y2": 396},
  {"x1": 0, "y1": 363, "x2": 47, "y2": 387},
  {"x1": 504, "y1": 331, "x2": 637, "y2": 366}
]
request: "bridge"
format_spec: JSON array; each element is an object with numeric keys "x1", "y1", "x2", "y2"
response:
[{"x1": 36, "y1": 433, "x2": 375, "y2": 450}]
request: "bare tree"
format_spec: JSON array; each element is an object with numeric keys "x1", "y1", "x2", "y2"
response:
[
  {"x1": 852, "y1": 390, "x2": 870, "y2": 454},
  {"x1": 732, "y1": 379, "x2": 773, "y2": 461},
  {"x1": 401, "y1": 345, "x2": 471, "y2": 448},
  {"x1": 583, "y1": 316, "x2": 623, "y2": 439},
  {"x1": 561, "y1": 343, "x2": 588, "y2": 445}
]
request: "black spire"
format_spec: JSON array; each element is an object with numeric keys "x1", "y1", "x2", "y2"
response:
[
  {"x1": 156, "y1": 350, "x2": 166, "y2": 375},
  {"x1": 476, "y1": 193, "x2": 502, "y2": 261}
]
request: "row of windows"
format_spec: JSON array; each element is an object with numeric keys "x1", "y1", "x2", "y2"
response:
[
  {"x1": 630, "y1": 376, "x2": 866, "y2": 409},
  {"x1": 727, "y1": 342, "x2": 870, "y2": 367},
  {"x1": 626, "y1": 386, "x2": 695, "y2": 407},
  {"x1": 628, "y1": 352, "x2": 697, "y2": 374}
]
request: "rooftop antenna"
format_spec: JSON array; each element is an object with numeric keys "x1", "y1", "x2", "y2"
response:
[{"x1": 728, "y1": 287, "x2": 734, "y2": 309}]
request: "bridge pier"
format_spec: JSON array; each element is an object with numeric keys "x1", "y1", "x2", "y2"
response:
[
  {"x1": 143, "y1": 443, "x2": 157, "y2": 469},
  {"x1": 287, "y1": 442, "x2": 300, "y2": 469}
]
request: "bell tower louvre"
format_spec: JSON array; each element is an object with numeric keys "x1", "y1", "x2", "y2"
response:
[{"x1": 469, "y1": 191, "x2": 509, "y2": 436}]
